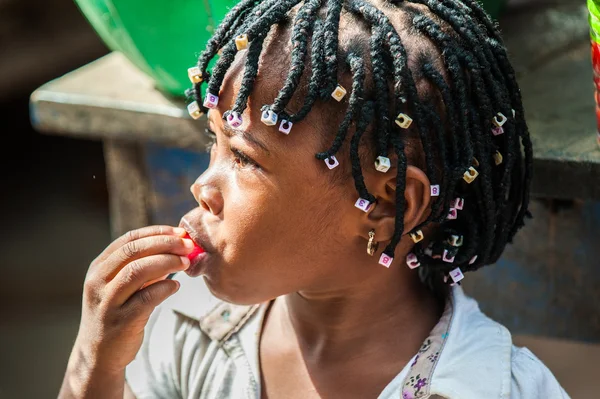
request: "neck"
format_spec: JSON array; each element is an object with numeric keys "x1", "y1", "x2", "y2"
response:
[{"x1": 277, "y1": 256, "x2": 443, "y2": 364}]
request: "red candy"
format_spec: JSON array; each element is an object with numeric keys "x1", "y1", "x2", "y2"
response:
[{"x1": 183, "y1": 233, "x2": 205, "y2": 259}]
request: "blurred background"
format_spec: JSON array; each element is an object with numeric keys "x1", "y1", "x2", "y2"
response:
[{"x1": 1, "y1": 0, "x2": 599, "y2": 398}]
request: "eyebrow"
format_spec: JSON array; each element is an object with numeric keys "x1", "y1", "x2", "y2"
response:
[{"x1": 221, "y1": 122, "x2": 270, "y2": 154}]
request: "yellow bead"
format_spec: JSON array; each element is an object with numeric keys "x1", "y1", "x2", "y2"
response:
[
  {"x1": 410, "y1": 230, "x2": 424, "y2": 243},
  {"x1": 463, "y1": 167, "x2": 479, "y2": 183},
  {"x1": 187, "y1": 67, "x2": 202, "y2": 84},
  {"x1": 331, "y1": 85, "x2": 347, "y2": 102},
  {"x1": 395, "y1": 113, "x2": 413, "y2": 129},
  {"x1": 235, "y1": 34, "x2": 249, "y2": 51},
  {"x1": 187, "y1": 102, "x2": 203, "y2": 120},
  {"x1": 494, "y1": 151, "x2": 503, "y2": 166}
]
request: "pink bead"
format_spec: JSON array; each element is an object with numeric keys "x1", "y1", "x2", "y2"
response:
[
  {"x1": 354, "y1": 197, "x2": 372, "y2": 213},
  {"x1": 279, "y1": 120, "x2": 293, "y2": 135},
  {"x1": 449, "y1": 267, "x2": 464, "y2": 284},
  {"x1": 324, "y1": 156, "x2": 339, "y2": 170},
  {"x1": 406, "y1": 253, "x2": 420, "y2": 269},
  {"x1": 203, "y1": 91, "x2": 219, "y2": 109},
  {"x1": 430, "y1": 185, "x2": 440, "y2": 197},
  {"x1": 446, "y1": 208, "x2": 458, "y2": 220},
  {"x1": 469, "y1": 255, "x2": 478, "y2": 265},
  {"x1": 379, "y1": 253, "x2": 393, "y2": 268},
  {"x1": 492, "y1": 126, "x2": 504, "y2": 136},
  {"x1": 450, "y1": 197, "x2": 464, "y2": 210},
  {"x1": 226, "y1": 111, "x2": 243, "y2": 128},
  {"x1": 442, "y1": 249, "x2": 455, "y2": 263}
]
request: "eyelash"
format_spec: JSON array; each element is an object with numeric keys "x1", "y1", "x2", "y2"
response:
[{"x1": 230, "y1": 147, "x2": 259, "y2": 169}]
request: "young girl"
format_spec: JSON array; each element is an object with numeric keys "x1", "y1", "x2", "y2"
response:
[{"x1": 59, "y1": 0, "x2": 569, "y2": 398}]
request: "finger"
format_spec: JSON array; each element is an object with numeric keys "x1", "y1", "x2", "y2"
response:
[
  {"x1": 92, "y1": 225, "x2": 187, "y2": 266},
  {"x1": 100, "y1": 235, "x2": 195, "y2": 282},
  {"x1": 121, "y1": 279, "x2": 181, "y2": 318},
  {"x1": 106, "y1": 254, "x2": 190, "y2": 305}
]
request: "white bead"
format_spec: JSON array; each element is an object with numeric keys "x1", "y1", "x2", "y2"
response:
[
  {"x1": 492, "y1": 126, "x2": 504, "y2": 136},
  {"x1": 235, "y1": 34, "x2": 249, "y2": 51},
  {"x1": 450, "y1": 197, "x2": 464, "y2": 210},
  {"x1": 379, "y1": 253, "x2": 394, "y2": 268},
  {"x1": 463, "y1": 167, "x2": 479, "y2": 183},
  {"x1": 375, "y1": 156, "x2": 391, "y2": 173},
  {"x1": 324, "y1": 156, "x2": 339, "y2": 170},
  {"x1": 279, "y1": 120, "x2": 293, "y2": 135},
  {"x1": 203, "y1": 91, "x2": 219, "y2": 109},
  {"x1": 449, "y1": 267, "x2": 464, "y2": 283},
  {"x1": 469, "y1": 255, "x2": 478, "y2": 265},
  {"x1": 331, "y1": 85, "x2": 347, "y2": 101},
  {"x1": 512, "y1": 109, "x2": 516, "y2": 118},
  {"x1": 448, "y1": 235, "x2": 463, "y2": 247},
  {"x1": 409, "y1": 230, "x2": 424, "y2": 243},
  {"x1": 261, "y1": 109, "x2": 278, "y2": 126},
  {"x1": 354, "y1": 197, "x2": 372, "y2": 213},
  {"x1": 446, "y1": 208, "x2": 458, "y2": 220},
  {"x1": 493, "y1": 112, "x2": 507, "y2": 127},
  {"x1": 395, "y1": 113, "x2": 413, "y2": 129},
  {"x1": 406, "y1": 253, "x2": 420, "y2": 269},
  {"x1": 188, "y1": 66, "x2": 202, "y2": 84},
  {"x1": 430, "y1": 185, "x2": 440, "y2": 197},
  {"x1": 226, "y1": 111, "x2": 243, "y2": 128},
  {"x1": 443, "y1": 250, "x2": 456, "y2": 263},
  {"x1": 187, "y1": 101, "x2": 203, "y2": 120}
]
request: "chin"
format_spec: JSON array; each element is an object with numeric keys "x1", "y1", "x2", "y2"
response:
[{"x1": 202, "y1": 271, "x2": 274, "y2": 306}]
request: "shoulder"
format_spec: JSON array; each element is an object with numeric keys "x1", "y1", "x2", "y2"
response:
[{"x1": 510, "y1": 346, "x2": 570, "y2": 399}]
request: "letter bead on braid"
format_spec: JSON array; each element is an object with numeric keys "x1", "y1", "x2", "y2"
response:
[
  {"x1": 188, "y1": 66, "x2": 203, "y2": 84},
  {"x1": 463, "y1": 167, "x2": 479, "y2": 183},
  {"x1": 450, "y1": 197, "x2": 465, "y2": 210},
  {"x1": 492, "y1": 126, "x2": 504, "y2": 136},
  {"x1": 410, "y1": 230, "x2": 424, "y2": 243},
  {"x1": 442, "y1": 249, "x2": 456, "y2": 263},
  {"x1": 375, "y1": 156, "x2": 391, "y2": 173},
  {"x1": 261, "y1": 109, "x2": 278, "y2": 126},
  {"x1": 494, "y1": 151, "x2": 504, "y2": 165},
  {"x1": 324, "y1": 156, "x2": 339, "y2": 170},
  {"x1": 226, "y1": 111, "x2": 243, "y2": 128},
  {"x1": 204, "y1": 90, "x2": 219, "y2": 109},
  {"x1": 493, "y1": 112, "x2": 508, "y2": 127},
  {"x1": 331, "y1": 84, "x2": 347, "y2": 101},
  {"x1": 406, "y1": 253, "x2": 421, "y2": 269},
  {"x1": 448, "y1": 235, "x2": 464, "y2": 247},
  {"x1": 354, "y1": 197, "x2": 372, "y2": 212},
  {"x1": 235, "y1": 34, "x2": 249, "y2": 51},
  {"x1": 395, "y1": 113, "x2": 413, "y2": 129},
  {"x1": 449, "y1": 267, "x2": 465, "y2": 284},
  {"x1": 446, "y1": 208, "x2": 458, "y2": 220},
  {"x1": 279, "y1": 120, "x2": 293, "y2": 135},
  {"x1": 430, "y1": 185, "x2": 440, "y2": 197},
  {"x1": 187, "y1": 102, "x2": 203, "y2": 120},
  {"x1": 379, "y1": 253, "x2": 394, "y2": 268}
]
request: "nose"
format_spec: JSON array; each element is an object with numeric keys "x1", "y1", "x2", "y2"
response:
[{"x1": 190, "y1": 181, "x2": 224, "y2": 216}]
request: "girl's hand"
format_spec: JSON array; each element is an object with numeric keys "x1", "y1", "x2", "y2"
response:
[{"x1": 73, "y1": 225, "x2": 194, "y2": 374}]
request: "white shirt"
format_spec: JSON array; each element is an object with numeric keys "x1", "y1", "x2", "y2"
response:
[{"x1": 126, "y1": 274, "x2": 569, "y2": 399}]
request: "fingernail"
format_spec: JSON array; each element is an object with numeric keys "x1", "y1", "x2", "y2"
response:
[
  {"x1": 183, "y1": 239, "x2": 195, "y2": 249},
  {"x1": 180, "y1": 256, "x2": 190, "y2": 266},
  {"x1": 174, "y1": 227, "x2": 187, "y2": 236}
]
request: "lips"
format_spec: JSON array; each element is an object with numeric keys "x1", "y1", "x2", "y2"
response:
[
  {"x1": 183, "y1": 232, "x2": 205, "y2": 260},
  {"x1": 180, "y1": 218, "x2": 213, "y2": 277}
]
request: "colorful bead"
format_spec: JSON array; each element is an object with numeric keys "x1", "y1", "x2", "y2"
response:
[
  {"x1": 406, "y1": 253, "x2": 420, "y2": 269},
  {"x1": 235, "y1": 34, "x2": 249, "y2": 51},
  {"x1": 203, "y1": 91, "x2": 219, "y2": 109},
  {"x1": 409, "y1": 230, "x2": 424, "y2": 243},
  {"x1": 493, "y1": 112, "x2": 508, "y2": 127},
  {"x1": 187, "y1": 101, "x2": 203, "y2": 120},
  {"x1": 324, "y1": 156, "x2": 339, "y2": 170},
  {"x1": 279, "y1": 120, "x2": 293, "y2": 135},
  {"x1": 375, "y1": 156, "x2": 391, "y2": 173},
  {"x1": 442, "y1": 250, "x2": 456, "y2": 263},
  {"x1": 463, "y1": 167, "x2": 479, "y2": 183},
  {"x1": 448, "y1": 235, "x2": 464, "y2": 247},
  {"x1": 395, "y1": 113, "x2": 413, "y2": 129},
  {"x1": 331, "y1": 84, "x2": 347, "y2": 102},
  {"x1": 430, "y1": 185, "x2": 440, "y2": 197},
  {"x1": 446, "y1": 208, "x2": 458, "y2": 220},
  {"x1": 261, "y1": 109, "x2": 278, "y2": 126},
  {"x1": 188, "y1": 66, "x2": 202, "y2": 84},
  {"x1": 379, "y1": 253, "x2": 394, "y2": 268},
  {"x1": 494, "y1": 151, "x2": 503, "y2": 166},
  {"x1": 492, "y1": 126, "x2": 504, "y2": 136},
  {"x1": 226, "y1": 111, "x2": 243, "y2": 128},
  {"x1": 354, "y1": 197, "x2": 372, "y2": 213},
  {"x1": 469, "y1": 255, "x2": 478, "y2": 265},
  {"x1": 449, "y1": 267, "x2": 464, "y2": 284},
  {"x1": 450, "y1": 197, "x2": 464, "y2": 210}
]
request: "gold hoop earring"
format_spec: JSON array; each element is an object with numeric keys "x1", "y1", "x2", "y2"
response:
[{"x1": 367, "y1": 229, "x2": 379, "y2": 256}]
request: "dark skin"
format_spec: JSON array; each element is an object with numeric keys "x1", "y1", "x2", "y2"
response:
[{"x1": 179, "y1": 44, "x2": 442, "y2": 398}]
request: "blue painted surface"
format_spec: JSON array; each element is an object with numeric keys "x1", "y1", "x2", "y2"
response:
[{"x1": 142, "y1": 142, "x2": 600, "y2": 342}]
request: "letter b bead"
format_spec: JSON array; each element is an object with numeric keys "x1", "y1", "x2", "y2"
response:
[{"x1": 379, "y1": 253, "x2": 394, "y2": 268}]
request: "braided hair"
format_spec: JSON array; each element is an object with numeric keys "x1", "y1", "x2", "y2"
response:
[{"x1": 187, "y1": 0, "x2": 533, "y2": 291}]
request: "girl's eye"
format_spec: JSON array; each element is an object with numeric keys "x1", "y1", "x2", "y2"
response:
[{"x1": 230, "y1": 147, "x2": 258, "y2": 169}]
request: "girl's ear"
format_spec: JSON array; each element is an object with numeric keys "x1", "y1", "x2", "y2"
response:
[{"x1": 361, "y1": 165, "x2": 432, "y2": 242}]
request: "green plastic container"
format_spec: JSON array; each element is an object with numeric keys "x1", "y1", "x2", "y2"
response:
[{"x1": 74, "y1": 0, "x2": 507, "y2": 97}]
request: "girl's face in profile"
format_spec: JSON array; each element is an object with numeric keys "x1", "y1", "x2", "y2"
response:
[{"x1": 180, "y1": 61, "x2": 382, "y2": 305}]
